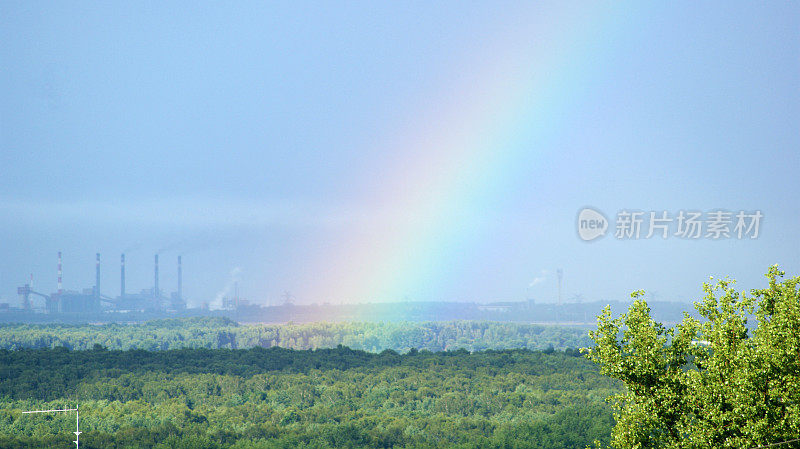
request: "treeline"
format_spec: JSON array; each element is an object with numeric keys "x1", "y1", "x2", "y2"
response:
[
  {"x1": 0, "y1": 346, "x2": 620, "y2": 448},
  {"x1": 0, "y1": 299, "x2": 695, "y2": 325},
  {"x1": 0, "y1": 318, "x2": 593, "y2": 352}
]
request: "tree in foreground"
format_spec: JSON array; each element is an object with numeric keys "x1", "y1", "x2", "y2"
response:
[{"x1": 584, "y1": 266, "x2": 800, "y2": 449}]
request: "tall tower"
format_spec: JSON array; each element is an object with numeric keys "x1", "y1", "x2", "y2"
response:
[
  {"x1": 154, "y1": 254, "x2": 159, "y2": 297},
  {"x1": 57, "y1": 251, "x2": 63, "y2": 295},
  {"x1": 95, "y1": 253, "x2": 100, "y2": 298},
  {"x1": 120, "y1": 254, "x2": 126, "y2": 297},
  {"x1": 557, "y1": 268, "x2": 563, "y2": 306},
  {"x1": 177, "y1": 255, "x2": 182, "y2": 300}
]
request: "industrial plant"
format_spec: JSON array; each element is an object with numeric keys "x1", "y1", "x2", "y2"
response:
[{"x1": 13, "y1": 252, "x2": 186, "y2": 314}]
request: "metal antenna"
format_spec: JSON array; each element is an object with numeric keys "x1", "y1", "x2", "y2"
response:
[{"x1": 22, "y1": 406, "x2": 80, "y2": 448}]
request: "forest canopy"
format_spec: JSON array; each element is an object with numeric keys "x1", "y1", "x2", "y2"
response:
[
  {"x1": 0, "y1": 347, "x2": 618, "y2": 449},
  {"x1": 0, "y1": 319, "x2": 593, "y2": 353}
]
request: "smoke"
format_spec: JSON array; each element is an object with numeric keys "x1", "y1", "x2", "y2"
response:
[
  {"x1": 156, "y1": 237, "x2": 195, "y2": 255},
  {"x1": 157, "y1": 230, "x2": 242, "y2": 256},
  {"x1": 528, "y1": 270, "x2": 550, "y2": 288},
  {"x1": 122, "y1": 243, "x2": 145, "y2": 253},
  {"x1": 123, "y1": 232, "x2": 223, "y2": 256},
  {"x1": 212, "y1": 267, "x2": 242, "y2": 310}
]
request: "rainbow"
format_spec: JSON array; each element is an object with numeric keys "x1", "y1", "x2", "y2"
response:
[{"x1": 308, "y1": 4, "x2": 641, "y2": 304}]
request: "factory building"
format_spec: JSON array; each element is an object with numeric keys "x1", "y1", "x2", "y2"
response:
[
  {"x1": 14, "y1": 252, "x2": 187, "y2": 314},
  {"x1": 58, "y1": 290, "x2": 100, "y2": 313}
]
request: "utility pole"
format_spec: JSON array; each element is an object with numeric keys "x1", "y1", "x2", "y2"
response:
[{"x1": 22, "y1": 406, "x2": 80, "y2": 448}]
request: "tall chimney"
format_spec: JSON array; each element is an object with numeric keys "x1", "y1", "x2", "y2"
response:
[
  {"x1": 120, "y1": 254, "x2": 126, "y2": 298},
  {"x1": 177, "y1": 255, "x2": 182, "y2": 299},
  {"x1": 57, "y1": 251, "x2": 63, "y2": 294},
  {"x1": 95, "y1": 253, "x2": 101, "y2": 298},
  {"x1": 154, "y1": 254, "x2": 159, "y2": 297}
]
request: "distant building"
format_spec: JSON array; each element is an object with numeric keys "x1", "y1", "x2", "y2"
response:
[
  {"x1": 477, "y1": 302, "x2": 516, "y2": 313},
  {"x1": 58, "y1": 291, "x2": 100, "y2": 314}
]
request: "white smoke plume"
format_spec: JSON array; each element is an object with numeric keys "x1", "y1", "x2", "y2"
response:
[
  {"x1": 528, "y1": 269, "x2": 550, "y2": 288},
  {"x1": 212, "y1": 267, "x2": 242, "y2": 310}
]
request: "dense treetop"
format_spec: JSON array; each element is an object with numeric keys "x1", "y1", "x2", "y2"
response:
[
  {"x1": 0, "y1": 319, "x2": 593, "y2": 353},
  {"x1": 586, "y1": 266, "x2": 800, "y2": 449},
  {"x1": 0, "y1": 346, "x2": 618, "y2": 449}
]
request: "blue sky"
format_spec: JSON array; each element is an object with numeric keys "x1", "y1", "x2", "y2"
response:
[{"x1": 1, "y1": 2, "x2": 798, "y2": 307}]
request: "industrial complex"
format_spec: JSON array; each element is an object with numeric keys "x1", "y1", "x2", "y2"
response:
[
  {"x1": 12, "y1": 252, "x2": 186, "y2": 314},
  {"x1": 0, "y1": 255, "x2": 695, "y2": 325}
]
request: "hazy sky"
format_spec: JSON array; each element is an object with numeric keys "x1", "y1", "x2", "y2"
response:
[{"x1": 1, "y1": 2, "x2": 798, "y2": 307}]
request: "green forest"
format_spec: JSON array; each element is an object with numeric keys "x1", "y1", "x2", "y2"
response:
[
  {"x1": 0, "y1": 346, "x2": 618, "y2": 449},
  {"x1": 1, "y1": 268, "x2": 797, "y2": 448},
  {"x1": 0, "y1": 319, "x2": 593, "y2": 353}
]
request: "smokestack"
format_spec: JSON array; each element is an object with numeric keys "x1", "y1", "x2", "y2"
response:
[
  {"x1": 57, "y1": 251, "x2": 63, "y2": 294},
  {"x1": 177, "y1": 256, "x2": 182, "y2": 299},
  {"x1": 120, "y1": 254, "x2": 126, "y2": 298},
  {"x1": 154, "y1": 254, "x2": 159, "y2": 297},
  {"x1": 95, "y1": 253, "x2": 100, "y2": 298}
]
